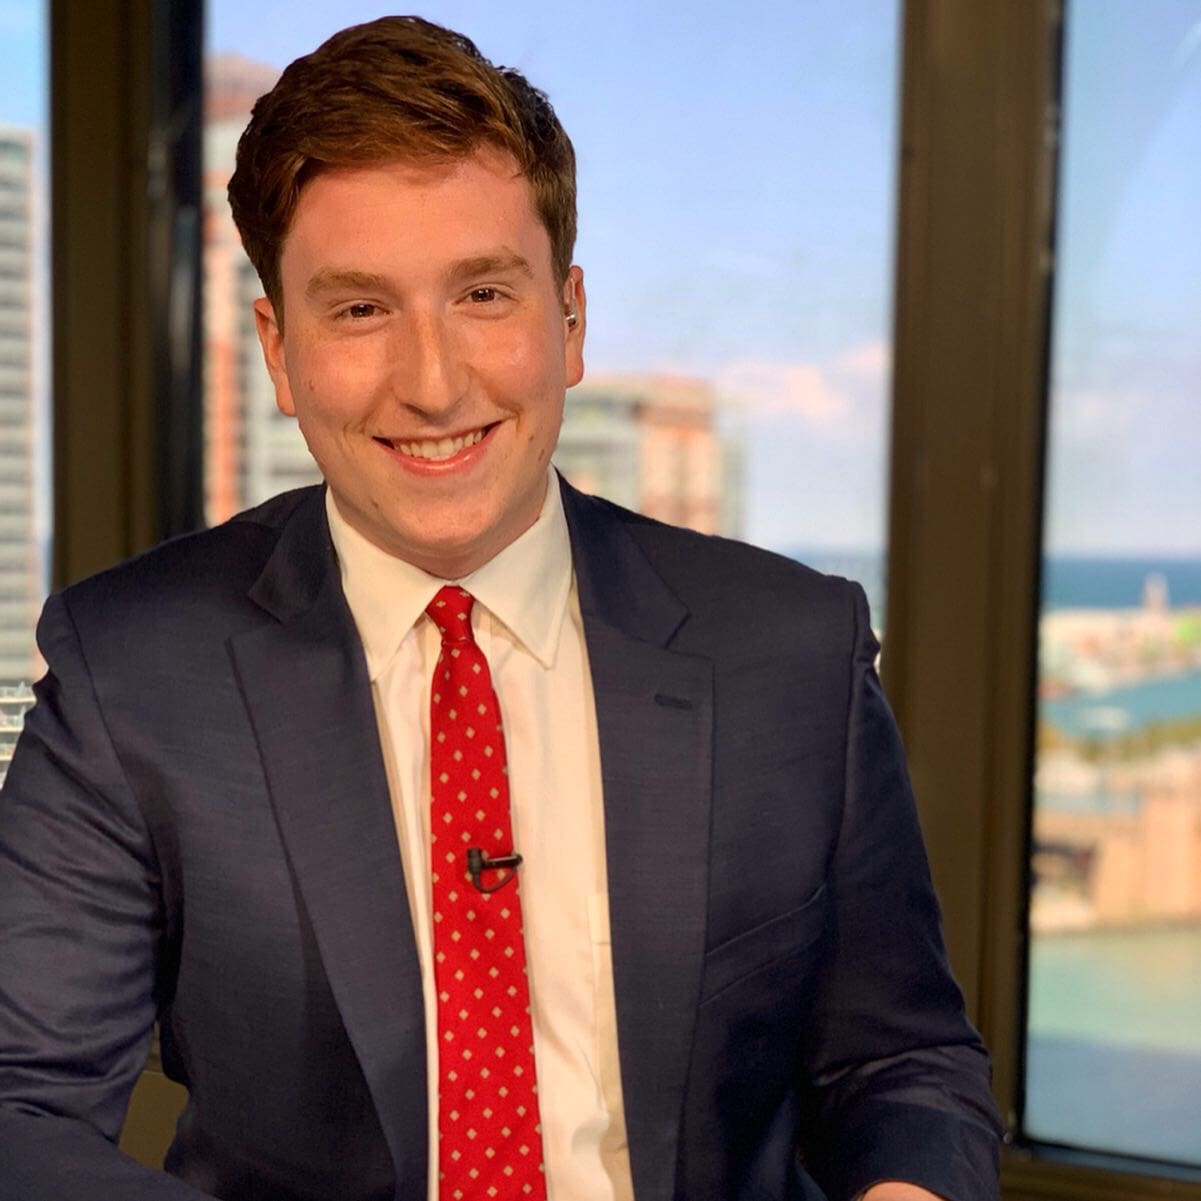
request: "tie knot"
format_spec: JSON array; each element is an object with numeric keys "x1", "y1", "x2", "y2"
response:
[{"x1": 426, "y1": 585, "x2": 476, "y2": 644}]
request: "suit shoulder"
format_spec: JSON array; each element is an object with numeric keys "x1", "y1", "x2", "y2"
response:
[
  {"x1": 586, "y1": 492, "x2": 862, "y2": 627},
  {"x1": 56, "y1": 486, "x2": 320, "y2": 620}
]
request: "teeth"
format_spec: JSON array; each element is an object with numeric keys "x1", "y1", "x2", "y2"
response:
[{"x1": 394, "y1": 428, "x2": 486, "y2": 460}]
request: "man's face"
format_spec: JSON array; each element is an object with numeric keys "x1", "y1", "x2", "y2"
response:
[{"x1": 254, "y1": 148, "x2": 585, "y2": 578}]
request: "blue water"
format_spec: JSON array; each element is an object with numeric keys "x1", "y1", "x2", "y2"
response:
[
  {"x1": 1043, "y1": 556, "x2": 1201, "y2": 611},
  {"x1": 782, "y1": 552, "x2": 1201, "y2": 622},
  {"x1": 1041, "y1": 670, "x2": 1201, "y2": 737}
]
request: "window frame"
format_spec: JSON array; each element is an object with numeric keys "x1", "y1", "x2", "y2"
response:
[{"x1": 50, "y1": 0, "x2": 202, "y2": 588}]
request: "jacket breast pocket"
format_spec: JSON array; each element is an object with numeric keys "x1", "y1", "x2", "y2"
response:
[{"x1": 698, "y1": 885, "x2": 829, "y2": 1007}]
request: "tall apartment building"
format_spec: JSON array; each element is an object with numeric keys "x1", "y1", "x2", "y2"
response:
[
  {"x1": 556, "y1": 375, "x2": 742, "y2": 537},
  {"x1": 0, "y1": 127, "x2": 40, "y2": 684},
  {"x1": 204, "y1": 54, "x2": 319, "y2": 524}
]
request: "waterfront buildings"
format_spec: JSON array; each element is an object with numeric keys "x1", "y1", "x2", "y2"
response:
[
  {"x1": 1034, "y1": 745, "x2": 1201, "y2": 929},
  {"x1": 1039, "y1": 589, "x2": 1201, "y2": 694},
  {"x1": 1033, "y1": 585, "x2": 1201, "y2": 932}
]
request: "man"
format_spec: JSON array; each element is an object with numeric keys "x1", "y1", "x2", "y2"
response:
[{"x1": 0, "y1": 17, "x2": 1001, "y2": 1201}]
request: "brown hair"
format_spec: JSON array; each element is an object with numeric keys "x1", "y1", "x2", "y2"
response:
[{"x1": 228, "y1": 16, "x2": 577, "y2": 315}]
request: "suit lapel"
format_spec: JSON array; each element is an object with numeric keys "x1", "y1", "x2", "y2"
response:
[
  {"x1": 562, "y1": 479, "x2": 714, "y2": 1201},
  {"x1": 228, "y1": 491, "x2": 427, "y2": 1192}
]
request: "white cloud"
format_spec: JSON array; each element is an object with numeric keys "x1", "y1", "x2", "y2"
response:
[
  {"x1": 1043, "y1": 376, "x2": 1201, "y2": 556},
  {"x1": 717, "y1": 359, "x2": 846, "y2": 422},
  {"x1": 1173, "y1": 18, "x2": 1201, "y2": 70},
  {"x1": 716, "y1": 339, "x2": 890, "y2": 431},
  {"x1": 1049, "y1": 384, "x2": 1149, "y2": 440},
  {"x1": 718, "y1": 340, "x2": 893, "y2": 549},
  {"x1": 831, "y1": 338, "x2": 891, "y2": 383}
]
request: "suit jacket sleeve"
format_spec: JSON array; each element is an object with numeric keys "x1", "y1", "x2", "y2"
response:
[
  {"x1": 795, "y1": 584, "x2": 1001, "y2": 1201},
  {"x1": 0, "y1": 592, "x2": 211, "y2": 1200}
]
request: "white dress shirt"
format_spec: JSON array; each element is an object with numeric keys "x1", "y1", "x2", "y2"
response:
[{"x1": 326, "y1": 476, "x2": 635, "y2": 1201}]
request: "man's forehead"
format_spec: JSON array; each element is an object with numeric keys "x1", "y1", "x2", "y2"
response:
[
  {"x1": 285, "y1": 153, "x2": 531, "y2": 232},
  {"x1": 275, "y1": 152, "x2": 552, "y2": 285}
]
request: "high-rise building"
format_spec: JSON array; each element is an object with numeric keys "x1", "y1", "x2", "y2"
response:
[
  {"x1": 0, "y1": 127, "x2": 40, "y2": 684},
  {"x1": 204, "y1": 54, "x2": 319, "y2": 525},
  {"x1": 556, "y1": 375, "x2": 742, "y2": 537}
]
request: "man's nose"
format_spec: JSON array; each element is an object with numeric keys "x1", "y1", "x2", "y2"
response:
[{"x1": 388, "y1": 310, "x2": 466, "y2": 416}]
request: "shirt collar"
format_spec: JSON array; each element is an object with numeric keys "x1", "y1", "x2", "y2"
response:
[{"x1": 325, "y1": 471, "x2": 573, "y2": 680}]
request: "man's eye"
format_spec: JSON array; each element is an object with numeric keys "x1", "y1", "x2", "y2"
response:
[
  {"x1": 341, "y1": 303, "x2": 379, "y2": 319},
  {"x1": 468, "y1": 287, "x2": 499, "y2": 304}
]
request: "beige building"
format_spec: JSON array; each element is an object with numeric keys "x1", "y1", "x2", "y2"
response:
[
  {"x1": 1034, "y1": 747, "x2": 1201, "y2": 929},
  {"x1": 556, "y1": 375, "x2": 742, "y2": 537},
  {"x1": 203, "y1": 54, "x2": 319, "y2": 525}
]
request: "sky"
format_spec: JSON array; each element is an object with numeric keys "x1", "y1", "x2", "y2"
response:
[
  {"x1": 0, "y1": 2, "x2": 43, "y2": 129},
  {"x1": 1043, "y1": 2, "x2": 1201, "y2": 556},
  {"x1": 1, "y1": 1, "x2": 1198, "y2": 556}
]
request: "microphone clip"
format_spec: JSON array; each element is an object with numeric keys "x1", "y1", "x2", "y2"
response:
[{"x1": 466, "y1": 847, "x2": 523, "y2": 894}]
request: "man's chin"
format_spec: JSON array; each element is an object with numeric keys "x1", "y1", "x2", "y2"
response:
[
  {"x1": 334, "y1": 479, "x2": 547, "y2": 576},
  {"x1": 386, "y1": 525, "x2": 502, "y2": 580}
]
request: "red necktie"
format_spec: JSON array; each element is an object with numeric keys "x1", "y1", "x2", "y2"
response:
[{"x1": 426, "y1": 586, "x2": 546, "y2": 1201}]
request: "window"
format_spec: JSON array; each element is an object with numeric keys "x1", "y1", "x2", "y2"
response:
[{"x1": 1025, "y1": 0, "x2": 1201, "y2": 1167}]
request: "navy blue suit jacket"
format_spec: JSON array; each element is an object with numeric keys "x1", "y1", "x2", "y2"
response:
[{"x1": 0, "y1": 479, "x2": 1001, "y2": 1200}]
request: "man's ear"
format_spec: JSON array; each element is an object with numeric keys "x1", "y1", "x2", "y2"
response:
[
  {"x1": 562, "y1": 265, "x2": 586, "y2": 388},
  {"x1": 253, "y1": 297, "x2": 296, "y2": 417}
]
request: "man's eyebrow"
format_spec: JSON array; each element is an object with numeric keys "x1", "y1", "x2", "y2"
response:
[
  {"x1": 303, "y1": 255, "x2": 535, "y2": 300},
  {"x1": 304, "y1": 269, "x2": 390, "y2": 299},
  {"x1": 446, "y1": 252, "x2": 535, "y2": 284}
]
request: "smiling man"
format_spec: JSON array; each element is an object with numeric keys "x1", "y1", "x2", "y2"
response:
[{"x1": 0, "y1": 17, "x2": 1001, "y2": 1201}]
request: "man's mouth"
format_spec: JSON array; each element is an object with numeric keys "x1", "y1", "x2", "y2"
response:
[{"x1": 375, "y1": 424, "x2": 493, "y2": 461}]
